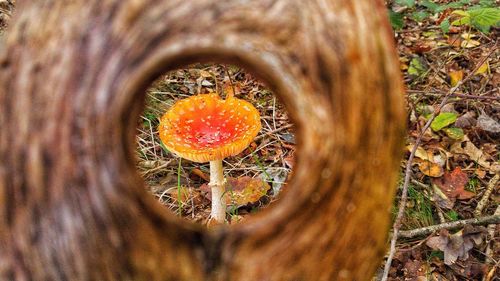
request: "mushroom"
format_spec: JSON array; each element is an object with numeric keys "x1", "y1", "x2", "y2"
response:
[{"x1": 158, "y1": 93, "x2": 261, "y2": 223}]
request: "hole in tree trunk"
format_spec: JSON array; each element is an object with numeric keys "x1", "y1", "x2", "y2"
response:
[{"x1": 136, "y1": 63, "x2": 296, "y2": 225}]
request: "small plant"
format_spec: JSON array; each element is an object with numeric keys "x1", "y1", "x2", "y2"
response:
[
  {"x1": 442, "y1": 7, "x2": 500, "y2": 33},
  {"x1": 388, "y1": 0, "x2": 500, "y2": 33}
]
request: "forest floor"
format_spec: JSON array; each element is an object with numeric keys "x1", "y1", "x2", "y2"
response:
[{"x1": 1, "y1": 0, "x2": 498, "y2": 280}]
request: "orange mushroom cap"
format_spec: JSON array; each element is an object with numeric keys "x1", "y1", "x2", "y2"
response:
[{"x1": 158, "y1": 94, "x2": 261, "y2": 163}]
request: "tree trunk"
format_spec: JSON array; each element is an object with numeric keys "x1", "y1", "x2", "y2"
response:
[{"x1": 0, "y1": 0, "x2": 405, "y2": 280}]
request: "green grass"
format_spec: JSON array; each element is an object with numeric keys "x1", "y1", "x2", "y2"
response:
[
  {"x1": 177, "y1": 158, "x2": 183, "y2": 216},
  {"x1": 403, "y1": 184, "x2": 435, "y2": 229}
]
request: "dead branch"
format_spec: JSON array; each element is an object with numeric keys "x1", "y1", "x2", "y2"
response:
[
  {"x1": 475, "y1": 174, "x2": 500, "y2": 217},
  {"x1": 397, "y1": 215, "x2": 500, "y2": 239}
]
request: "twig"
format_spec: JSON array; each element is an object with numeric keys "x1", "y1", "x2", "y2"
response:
[
  {"x1": 254, "y1": 124, "x2": 293, "y2": 141},
  {"x1": 139, "y1": 160, "x2": 174, "y2": 176},
  {"x1": 396, "y1": 26, "x2": 441, "y2": 33},
  {"x1": 380, "y1": 45, "x2": 498, "y2": 281},
  {"x1": 222, "y1": 65, "x2": 235, "y2": 99},
  {"x1": 397, "y1": 215, "x2": 500, "y2": 239},
  {"x1": 475, "y1": 174, "x2": 499, "y2": 217},
  {"x1": 407, "y1": 90, "x2": 500, "y2": 101},
  {"x1": 484, "y1": 205, "x2": 500, "y2": 267}
]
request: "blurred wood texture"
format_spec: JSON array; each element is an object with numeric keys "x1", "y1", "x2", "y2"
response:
[{"x1": 0, "y1": 0, "x2": 405, "y2": 280}]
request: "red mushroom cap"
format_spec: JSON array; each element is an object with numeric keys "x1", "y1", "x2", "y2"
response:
[{"x1": 158, "y1": 94, "x2": 261, "y2": 163}]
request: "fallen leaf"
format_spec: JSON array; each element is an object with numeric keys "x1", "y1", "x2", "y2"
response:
[
  {"x1": 412, "y1": 41, "x2": 433, "y2": 54},
  {"x1": 201, "y1": 80, "x2": 213, "y2": 86},
  {"x1": 432, "y1": 185, "x2": 454, "y2": 209},
  {"x1": 460, "y1": 33, "x2": 481, "y2": 48},
  {"x1": 403, "y1": 260, "x2": 429, "y2": 279},
  {"x1": 455, "y1": 111, "x2": 476, "y2": 128},
  {"x1": 167, "y1": 186, "x2": 196, "y2": 205},
  {"x1": 441, "y1": 103, "x2": 457, "y2": 114},
  {"x1": 200, "y1": 177, "x2": 270, "y2": 207},
  {"x1": 450, "y1": 139, "x2": 491, "y2": 169},
  {"x1": 463, "y1": 141, "x2": 491, "y2": 169},
  {"x1": 490, "y1": 162, "x2": 500, "y2": 174},
  {"x1": 475, "y1": 60, "x2": 490, "y2": 75},
  {"x1": 443, "y1": 127, "x2": 464, "y2": 140},
  {"x1": 222, "y1": 81, "x2": 242, "y2": 98},
  {"x1": 419, "y1": 160, "x2": 444, "y2": 177},
  {"x1": 426, "y1": 226, "x2": 486, "y2": 265},
  {"x1": 481, "y1": 143, "x2": 497, "y2": 155},
  {"x1": 447, "y1": 34, "x2": 462, "y2": 47},
  {"x1": 474, "y1": 168, "x2": 486, "y2": 179},
  {"x1": 461, "y1": 39, "x2": 481, "y2": 48},
  {"x1": 199, "y1": 70, "x2": 212, "y2": 78},
  {"x1": 431, "y1": 112, "x2": 458, "y2": 132},
  {"x1": 449, "y1": 256, "x2": 487, "y2": 280},
  {"x1": 400, "y1": 56, "x2": 409, "y2": 70},
  {"x1": 477, "y1": 113, "x2": 500, "y2": 133},
  {"x1": 283, "y1": 155, "x2": 295, "y2": 169},
  {"x1": 449, "y1": 70, "x2": 463, "y2": 87},
  {"x1": 432, "y1": 167, "x2": 474, "y2": 200},
  {"x1": 408, "y1": 145, "x2": 435, "y2": 162}
]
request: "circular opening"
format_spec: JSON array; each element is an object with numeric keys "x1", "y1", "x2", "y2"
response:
[{"x1": 136, "y1": 63, "x2": 295, "y2": 225}]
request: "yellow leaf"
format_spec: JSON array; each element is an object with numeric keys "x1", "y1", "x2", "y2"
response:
[
  {"x1": 199, "y1": 70, "x2": 212, "y2": 78},
  {"x1": 461, "y1": 39, "x2": 480, "y2": 48},
  {"x1": 449, "y1": 70, "x2": 463, "y2": 87},
  {"x1": 461, "y1": 33, "x2": 476, "y2": 40},
  {"x1": 475, "y1": 61, "x2": 489, "y2": 75},
  {"x1": 407, "y1": 145, "x2": 434, "y2": 162},
  {"x1": 418, "y1": 160, "x2": 444, "y2": 177}
]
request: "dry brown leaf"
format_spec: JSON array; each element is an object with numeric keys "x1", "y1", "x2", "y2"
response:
[
  {"x1": 450, "y1": 140, "x2": 491, "y2": 169},
  {"x1": 477, "y1": 113, "x2": 500, "y2": 133},
  {"x1": 167, "y1": 186, "x2": 196, "y2": 205},
  {"x1": 222, "y1": 81, "x2": 242, "y2": 98},
  {"x1": 283, "y1": 155, "x2": 295, "y2": 169},
  {"x1": 201, "y1": 176, "x2": 270, "y2": 207},
  {"x1": 474, "y1": 169, "x2": 487, "y2": 179},
  {"x1": 463, "y1": 141, "x2": 491, "y2": 169},
  {"x1": 403, "y1": 260, "x2": 429, "y2": 279},
  {"x1": 432, "y1": 167, "x2": 474, "y2": 200},
  {"x1": 199, "y1": 70, "x2": 212, "y2": 78},
  {"x1": 455, "y1": 111, "x2": 476, "y2": 128},
  {"x1": 426, "y1": 226, "x2": 486, "y2": 265},
  {"x1": 432, "y1": 185, "x2": 454, "y2": 209},
  {"x1": 408, "y1": 145, "x2": 435, "y2": 162},
  {"x1": 460, "y1": 33, "x2": 480, "y2": 48}
]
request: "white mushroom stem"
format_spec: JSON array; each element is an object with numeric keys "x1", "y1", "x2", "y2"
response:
[{"x1": 209, "y1": 160, "x2": 226, "y2": 223}]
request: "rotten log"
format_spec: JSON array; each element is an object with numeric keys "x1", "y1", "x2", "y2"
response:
[{"x1": 0, "y1": 0, "x2": 405, "y2": 280}]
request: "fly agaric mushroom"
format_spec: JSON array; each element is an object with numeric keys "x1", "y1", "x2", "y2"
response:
[{"x1": 158, "y1": 93, "x2": 261, "y2": 223}]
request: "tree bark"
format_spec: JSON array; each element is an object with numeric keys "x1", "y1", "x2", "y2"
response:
[{"x1": 0, "y1": 0, "x2": 405, "y2": 280}]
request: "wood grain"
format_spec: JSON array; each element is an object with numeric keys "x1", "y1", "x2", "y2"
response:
[{"x1": 0, "y1": 0, "x2": 405, "y2": 280}]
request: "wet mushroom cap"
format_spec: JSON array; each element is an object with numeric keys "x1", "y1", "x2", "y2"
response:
[{"x1": 158, "y1": 94, "x2": 261, "y2": 163}]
